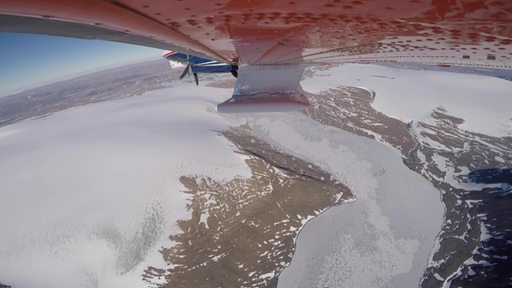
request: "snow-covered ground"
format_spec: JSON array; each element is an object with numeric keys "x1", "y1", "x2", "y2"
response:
[
  {"x1": 241, "y1": 113, "x2": 443, "y2": 288},
  {"x1": 0, "y1": 84, "x2": 250, "y2": 288},
  {"x1": 2, "y1": 63, "x2": 508, "y2": 287},
  {"x1": 302, "y1": 64, "x2": 512, "y2": 137},
  {"x1": 276, "y1": 64, "x2": 511, "y2": 288}
]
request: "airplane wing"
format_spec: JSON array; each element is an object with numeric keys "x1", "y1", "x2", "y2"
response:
[{"x1": 1, "y1": 0, "x2": 511, "y2": 111}]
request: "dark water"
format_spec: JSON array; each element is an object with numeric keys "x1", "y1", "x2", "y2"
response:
[
  {"x1": 451, "y1": 186, "x2": 512, "y2": 288},
  {"x1": 468, "y1": 168, "x2": 512, "y2": 185},
  {"x1": 448, "y1": 168, "x2": 512, "y2": 287}
]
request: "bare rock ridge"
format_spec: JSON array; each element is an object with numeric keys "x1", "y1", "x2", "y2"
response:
[
  {"x1": 144, "y1": 125, "x2": 354, "y2": 288},
  {"x1": 303, "y1": 84, "x2": 512, "y2": 287},
  {"x1": 407, "y1": 108, "x2": 512, "y2": 288},
  {"x1": 304, "y1": 86, "x2": 417, "y2": 155}
]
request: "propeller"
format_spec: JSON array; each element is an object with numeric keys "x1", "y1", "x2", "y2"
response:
[
  {"x1": 179, "y1": 54, "x2": 191, "y2": 80},
  {"x1": 174, "y1": 53, "x2": 238, "y2": 86},
  {"x1": 178, "y1": 65, "x2": 199, "y2": 85},
  {"x1": 178, "y1": 54, "x2": 199, "y2": 85},
  {"x1": 179, "y1": 64, "x2": 190, "y2": 80},
  {"x1": 193, "y1": 72, "x2": 199, "y2": 86}
]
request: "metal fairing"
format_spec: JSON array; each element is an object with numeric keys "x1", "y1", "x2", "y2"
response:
[
  {"x1": 217, "y1": 64, "x2": 309, "y2": 113},
  {"x1": 1, "y1": 0, "x2": 511, "y2": 110}
]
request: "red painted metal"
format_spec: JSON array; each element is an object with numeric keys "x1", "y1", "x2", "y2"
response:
[{"x1": 1, "y1": 0, "x2": 511, "y2": 68}]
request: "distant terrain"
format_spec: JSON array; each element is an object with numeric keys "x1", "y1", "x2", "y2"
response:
[{"x1": 0, "y1": 60, "x2": 178, "y2": 127}]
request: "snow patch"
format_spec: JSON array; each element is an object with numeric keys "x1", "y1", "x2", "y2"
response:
[
  {"x1": 0, "y1": 83, "x2": 250, "y2": 288},
  {"x1": 302, "y1": 64, "x2": 512, "y2": 137}
]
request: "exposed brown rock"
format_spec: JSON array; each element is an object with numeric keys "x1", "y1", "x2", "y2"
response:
[{"x1": 145, "y1": 125, "x2": 353, "y2": 287}]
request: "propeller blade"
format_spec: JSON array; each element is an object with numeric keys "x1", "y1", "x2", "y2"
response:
[
  {"x1": 231, "y1": 65, "x2": 238, "y2": 78},
  {"x1": 179, "y1": 65, "x2": 190, "y2": 80},
  {"x1": 193, "y1": 73, "x2": 199, "y2": 86}
]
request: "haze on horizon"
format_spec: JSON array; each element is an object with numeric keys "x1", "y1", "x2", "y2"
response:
[{"x1": 0, "y1": 32, "x2": 165, "y2": 97}]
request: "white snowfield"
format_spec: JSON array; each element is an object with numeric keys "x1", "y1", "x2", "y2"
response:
[
  {"x1": 0, "y1": 85, "x2": 250, "y2": 288},
  {"x1": 302, "y1": 64, "x2": 512, "y2": 137},
  {"x1": 0, "y1": 64, "x2": 508, "y2": 288}
]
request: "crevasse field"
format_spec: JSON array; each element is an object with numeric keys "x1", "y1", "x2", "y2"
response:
[{"x1": 1, "y1": 64, "x2": 511, "y2": 287}]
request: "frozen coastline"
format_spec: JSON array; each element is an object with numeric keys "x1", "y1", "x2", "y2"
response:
[{"x1": 240, "y1": 113, "x2": 443, "y2": 288}]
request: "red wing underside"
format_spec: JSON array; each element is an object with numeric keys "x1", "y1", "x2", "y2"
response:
[
  {"x1": 1, "y1": 0, "x2": 511, "y2": 111},
  {"x1": 1, "y1": 0, "x2": 511, "y2": 67}
]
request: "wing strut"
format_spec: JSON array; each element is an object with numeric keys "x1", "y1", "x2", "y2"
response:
[{"x1": 217, "y1": 64, "x2": 309, "y2": 113}]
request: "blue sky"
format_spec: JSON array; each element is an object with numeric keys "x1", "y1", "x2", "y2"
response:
[{"x1": 0, "y1": 32, "x2": 166, "y2": 96}]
